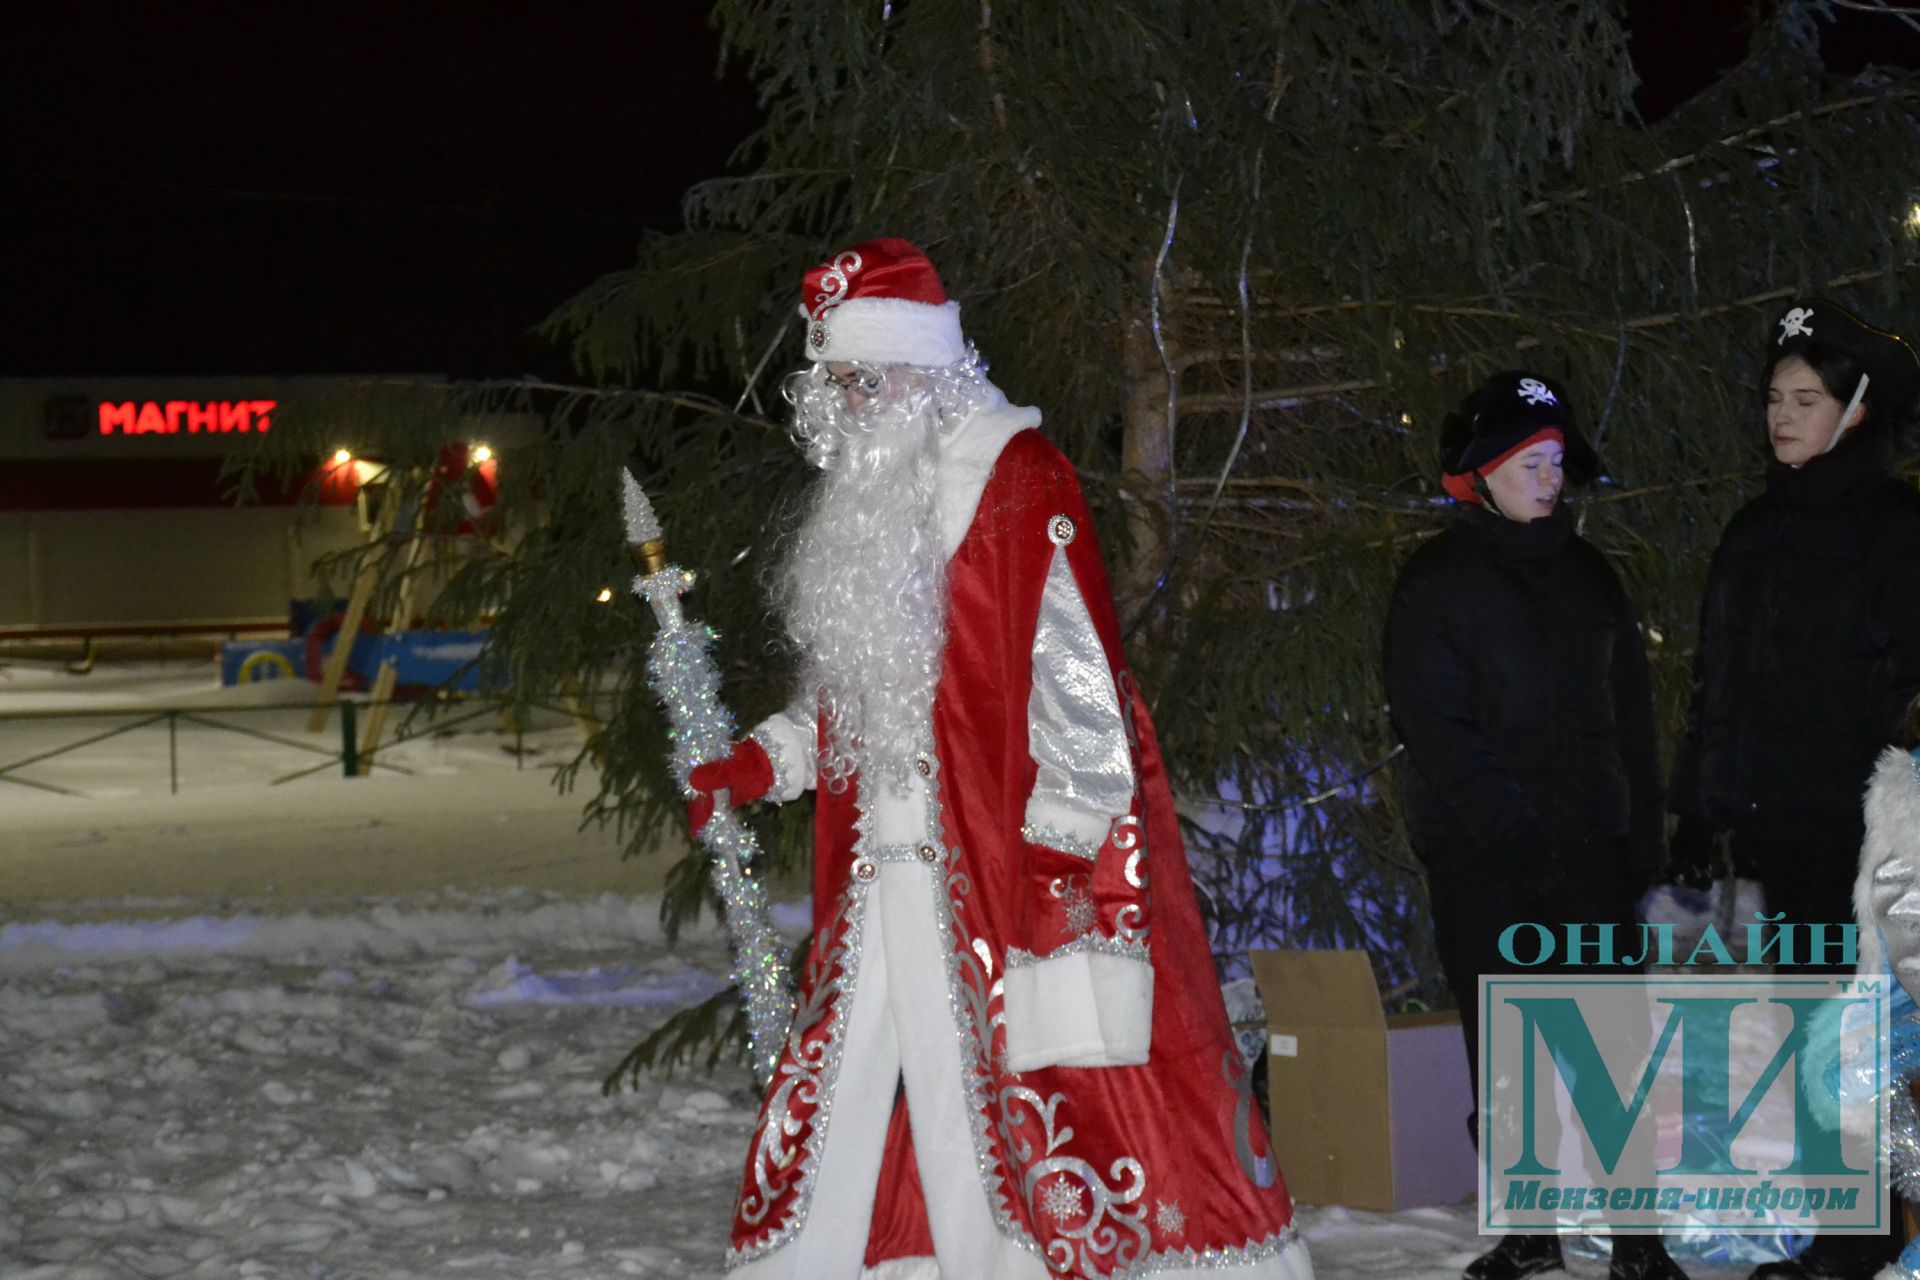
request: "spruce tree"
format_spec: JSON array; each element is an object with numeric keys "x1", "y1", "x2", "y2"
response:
[{"x1": 264, "y1": 0, "x2": 1920, "y2": 1052}]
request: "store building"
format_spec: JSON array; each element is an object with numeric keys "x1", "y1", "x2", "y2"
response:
[{"x1": 0, "y1": 376, "x2": 526, "y2": 636}]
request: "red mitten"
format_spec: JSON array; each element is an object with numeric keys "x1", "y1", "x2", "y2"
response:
[{"x1": 684, "y1": 737, "x2": 776, "y2": 836}]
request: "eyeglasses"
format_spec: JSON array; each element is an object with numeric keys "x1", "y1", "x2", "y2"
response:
[{"x1": 822, "y1": 365, "x2": 883, "y2": 394}]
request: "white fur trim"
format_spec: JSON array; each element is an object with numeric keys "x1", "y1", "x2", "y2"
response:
[
  {"x1": 1023, "y1": 794, "x2": 1115, "y2": 851},
  {"x1": 801, "y1": 297, "x2": 967, "y2": 368},
  {"x1": 1854, "y1": 746, "x2": 1920, "y2": 986},
  {"x1": 933, "y1": 397, "x2": 1044, "y2": 557},
  {"x1": 1149, "y1": 1235, "x2": 1316, "y2": 1279},
  {"x1": 751, "y1": 706, "x2": 819, "y2": 802},
  {"x1": 1003, "y1": 947, "x2": 1153, "y2": 1070},
  {"x1": 1836, "y1": 746, "x2": 1920, "y2": 1147}
]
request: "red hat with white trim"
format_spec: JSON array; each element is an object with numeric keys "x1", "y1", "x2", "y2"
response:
[{"x1": 798, "y1": 238, "x2": 968, "y2": 367}]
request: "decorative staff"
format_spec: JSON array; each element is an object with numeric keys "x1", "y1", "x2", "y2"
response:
[{"x1": 620, "y1": 468, "x2": 794, "y2": 1085}]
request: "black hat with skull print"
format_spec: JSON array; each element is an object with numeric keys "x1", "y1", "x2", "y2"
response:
[
  {"x1": 1438, "y1": 370, "x2": 1600, "y2": 504},
  {"x1": 1770, "y1": 299, "x2": 1920, "y2": 444}
]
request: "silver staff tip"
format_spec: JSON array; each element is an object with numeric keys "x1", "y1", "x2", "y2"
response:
[{"x1": 620, "y1": 468, "x2": 664, "y2": 546}]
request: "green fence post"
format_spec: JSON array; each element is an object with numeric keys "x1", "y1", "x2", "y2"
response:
[{"x1": 340, "y1": 702, "x2": 359, "y2": 778}]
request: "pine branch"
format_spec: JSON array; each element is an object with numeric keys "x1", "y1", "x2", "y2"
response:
[
  {"x1": 1515, "y1": 90, "x2": 1920, "y2": 221},
  {"x1": 601, "y1": 986, "x2": 748, "y2": 1091},
  {"x1": 466, "y1": 378, "x2": 768, "y2": 422},
  {"x1": 1175, "y1": 379, "x2": 1380, "y2": 415},
  {"x1": 1586, "y1": 472, "x2": 1757, "y2": 504},
  {"x1": 1172, "y1": 347, "x2": 1327, "y2": 372},
  {"x1": 1615, "y1": 267, "x2": 1904, "y2": 332},
  {"x1": 1826, "y1": 0, "x2": 1920, "y2": 36},
  {"x1": 1380, "y1": 90, "x2": 1470, "y2": 150}
]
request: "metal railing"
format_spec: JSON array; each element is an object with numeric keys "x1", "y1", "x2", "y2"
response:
[{"x1": 0, "y1": 697, "x2": 579, "y2": 798}]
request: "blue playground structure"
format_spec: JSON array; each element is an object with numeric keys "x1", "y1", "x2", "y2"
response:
[{"x1": 218, "y1": 602, "x2": 493, "y2": 693}]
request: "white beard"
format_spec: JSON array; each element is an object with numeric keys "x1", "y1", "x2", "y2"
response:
[{"x1": 776, "y1": 362, "x2": 989, "y2": 790}]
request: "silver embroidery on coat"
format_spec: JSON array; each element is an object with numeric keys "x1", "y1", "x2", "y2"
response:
[
  {"x1": 940, "y1": 715, "x2": 1288, "y2": 1273},
  {"x1": 1023, "y1": 818, "x2": 1103, "y2": 862},
  {"x1": 1061, "y1": 881, "x2": 1098, "y2": 936},
  {"x1": 1110, "y1": 816, "x2": 1152, "y2": 944},
  {"x1": 1005, "y1": 934, "x2": 1152, "y2": 969},
  {"x1": 1001, "y1": 1084, "x2": 1152, "y2": 1274},
  {"x1": 1226, "y1": 1049, "x2": 1279, "y2": 1190},
  {"x1": 727, "y1": 726, "x2": 897, "y2": 1264},
  {"x1": 727, "y1": 884, "x2": 868, "y2": 1261}
]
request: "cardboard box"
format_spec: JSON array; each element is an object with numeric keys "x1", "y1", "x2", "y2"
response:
[{"x1": 1250, "y1": 948, "x2": 1477, "y2": 1212}]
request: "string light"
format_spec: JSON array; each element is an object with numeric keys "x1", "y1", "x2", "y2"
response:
[
  {"x1": 595, "y1": 587, "x2": 613, "y2": 604},
  {"x1": 471, "y1": 444, "x2": 493, "y2": 464},
  {"x1": 331, "y1": 448, "x2": 352, "y2": 465}
]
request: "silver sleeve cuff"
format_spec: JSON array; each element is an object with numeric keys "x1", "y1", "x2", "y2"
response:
[{"x1": 1027, "y1": 547, "x2": 1135, "y2": 824}]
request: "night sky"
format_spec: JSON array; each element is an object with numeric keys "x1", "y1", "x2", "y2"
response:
[
  {"x1": 3, "y1": 3, "x2": 1914, "y2": 382},
  {"x1": 2, "y1": 3, "x2": 759, "y2": 379}
]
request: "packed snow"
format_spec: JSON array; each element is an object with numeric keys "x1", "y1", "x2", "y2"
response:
[{"x1": 0, "y1": 658, "x2": 1775, "y2": 1276}]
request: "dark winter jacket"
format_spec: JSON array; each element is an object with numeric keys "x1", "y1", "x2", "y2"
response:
[
  {"x1": 1669, "y1": 439, "x2": 1920, "y2": 840},
  {"x1": 1384, "y1": 505, "x2": 1664, "y2": 889}
]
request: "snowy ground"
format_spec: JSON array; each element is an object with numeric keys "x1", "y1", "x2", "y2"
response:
[
  {"x1": 0, "y1": 658, "x2": 1765, "y2": 1277},
  {"x1": 0, "y1": 893, "x2": 1773, "y2": 1280},
  {"x1": 1, "y1": 896, "x2": 759, "y2": 1278},
  {"x1": 0, "y1": 656, "x2": 665, "y2": 914}
]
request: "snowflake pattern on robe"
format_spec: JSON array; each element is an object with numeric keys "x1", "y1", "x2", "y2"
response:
[
  {"x1": 1061, "y1": 883, "x2": 1098, "y2": 936},
  {"x1": 1154, "y1": 1200, "x2": 1186, "y2": 1237},
  {"x1": 1041, "y1": 1175, "x2": 1086, "y2": 1224}
]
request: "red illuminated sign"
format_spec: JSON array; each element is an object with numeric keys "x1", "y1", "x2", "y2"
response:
[{"x1": 97, "y1": 400, "x2": 277, "y2": 436}]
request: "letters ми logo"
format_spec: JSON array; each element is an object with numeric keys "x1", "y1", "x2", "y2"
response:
[{"x1": 1479, "y1": 972, "x2": 1885, "y2": 1237}]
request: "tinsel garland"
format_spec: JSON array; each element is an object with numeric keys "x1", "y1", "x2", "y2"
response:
[
  {"x1": 624, "y1": 473, "x2": 795, "y2": 1085},
  {"x1": 1826, "y1": 977, "x2": 1920, "y2": 1276},
  {"x1": 1880, "y1": 994, "x2": 1920, "y2": 1278},
  {"x1": 1828, "y1": 978, "x2": 1920, "y2": 1181}
]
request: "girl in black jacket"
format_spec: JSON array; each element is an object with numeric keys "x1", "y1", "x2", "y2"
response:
[
  {"x1": 1384, "y1": 370, "x2": 1680, "y2": 1280},
  {"x1": 1668, "y1": 300, "x2": 1920, "y2": 1280}
]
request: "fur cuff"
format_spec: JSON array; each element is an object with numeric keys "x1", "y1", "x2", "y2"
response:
[
  {"x1": 1003, "y1": 946, "x2": 1152, "y2": 1070},
  {"x1": 751, "y1": 711, "x2": 817, "y2": 802},
  {"x1": 1022, "y1": 795, "x2": 1112, "y2": 861}
]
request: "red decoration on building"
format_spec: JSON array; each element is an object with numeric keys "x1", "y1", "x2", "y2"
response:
[{"x1": 428, "y1": 442, "x2": 500, "y2": 536}]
